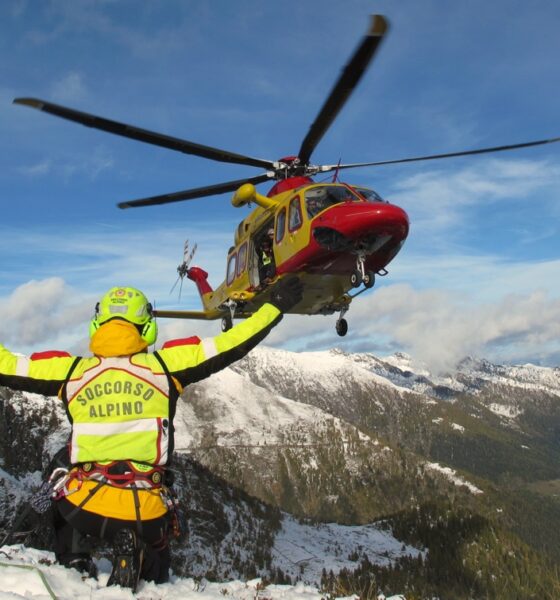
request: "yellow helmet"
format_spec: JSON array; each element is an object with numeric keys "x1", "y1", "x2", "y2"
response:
[{"x1": 89, "y1": 287, "x2": 157, "y2": 344}]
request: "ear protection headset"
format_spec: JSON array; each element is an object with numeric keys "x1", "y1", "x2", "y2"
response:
[{"x1": 138, "y1": 303, "x2": 158, "y2": 345}]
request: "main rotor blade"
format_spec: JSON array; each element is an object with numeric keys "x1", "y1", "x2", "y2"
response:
[
  {"x1": 13, "y1": 97, "x2": 275, "y2": 170},
  {"x1": 323, "y1": 136, "x2": 560, "y2": 172},
  {"x1": 298, "y1": 15, "x2": 388, "y2": 166},
  {"x1": 118, "y1": 173, "x2": 272, "y2": 209}
]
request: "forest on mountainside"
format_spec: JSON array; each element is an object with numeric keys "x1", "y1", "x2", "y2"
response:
[{"x1": 2, "y1": 350, "x2": 560, "y2": 598}]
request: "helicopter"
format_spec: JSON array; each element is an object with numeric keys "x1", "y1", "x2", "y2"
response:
[{"x1": 13, "y1": 15, "x2": 560, "y2": 337}]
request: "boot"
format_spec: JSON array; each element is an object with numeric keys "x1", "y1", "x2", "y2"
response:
[
  {"x1": 107, "y1": 528, "x2": 143, "y2": 592},
  {"x1": 63, "y1": 555, "x2": 98, "y2": 579}
]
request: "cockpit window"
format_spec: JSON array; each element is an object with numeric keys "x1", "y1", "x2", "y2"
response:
[
  {"x1": 305, "y1": 185, "x2": 361, "y2": 218},
  {"x1": 353, "y1": 187, "x2": 385, "y2": 203}
]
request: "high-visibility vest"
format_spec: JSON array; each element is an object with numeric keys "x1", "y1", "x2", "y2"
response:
[{"x1": 66, "y1": 356, "x2": 171, "y2": 465}]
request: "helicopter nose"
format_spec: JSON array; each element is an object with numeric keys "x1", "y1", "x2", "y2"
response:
[{"x1": 312, "y1": 201, "x2": 409, "y2": 245}]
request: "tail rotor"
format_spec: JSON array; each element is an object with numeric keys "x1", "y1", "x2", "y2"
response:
[{"x1": 170, "y1": 240, "x2": 197, "y2": 300}]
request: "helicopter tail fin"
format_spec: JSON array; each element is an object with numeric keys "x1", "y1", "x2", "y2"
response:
[{"x1": 187, "y1": 266, "x2": 214, "y2": 309}]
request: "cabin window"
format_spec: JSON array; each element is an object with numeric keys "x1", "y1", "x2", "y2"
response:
[
  {"x1": 276, "y1": 209, "x2": 286, "y2": 243},
  {"x1": 226, "y1": 252, "x2": 237, "y2": 285},
  {"x1": 288, "y1": 196, "x2": 302, "y2": 232},
  {"x1": 237, "y1": 242, "x2": 248, "y2": 276}
]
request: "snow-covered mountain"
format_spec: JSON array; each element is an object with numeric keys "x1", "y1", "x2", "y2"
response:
[
  {"x1": 231, "y1": 346, "x2": 560, "y2": 404},
  {"x1": 173, "y1": 366, "x2": 373, "y2": 451},
  {"x1": 228, "y1": 346, "x2": 560, "y2": 442},
  {"x1": 1, "y1": 346, "x2": 560, "y2": 598}
]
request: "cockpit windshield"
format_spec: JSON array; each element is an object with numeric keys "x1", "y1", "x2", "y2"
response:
[
  {"x1": 353, "y1": 187, "x2": 385, "y2": 203},
  {"x1": 304, "y1": 185, "x2": 361, "y2": 219}
]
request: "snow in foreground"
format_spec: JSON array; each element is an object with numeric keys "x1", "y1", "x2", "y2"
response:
[
  {"x1": 0, "y1": 545, "x2": 405, "y2": 600},
  {"x1": 0, "y1": 544, "x2": 405, "y2": 600},
  {"x1": 0, "y1": 543, "x2": 320, "y2": 600}
]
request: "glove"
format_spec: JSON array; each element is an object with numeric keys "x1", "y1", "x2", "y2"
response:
[{"x1": 269, "y1": 276, "x2": 303, "y2": 313}]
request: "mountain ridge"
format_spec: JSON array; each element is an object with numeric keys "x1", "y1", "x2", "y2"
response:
[{"x1": 1, "y1": 346, "x2": 560, "y2": 598}]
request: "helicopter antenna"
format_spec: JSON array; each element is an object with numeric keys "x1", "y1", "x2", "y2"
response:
[
  {"x1": 170, "y1": 240, "x2": 197, "y2": 300},
  {"x1": 331, "y1": 158, "x2": 342, "y2": 182}
]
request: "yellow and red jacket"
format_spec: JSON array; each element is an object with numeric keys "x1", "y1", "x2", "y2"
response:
[{"x1": 0, "y1": 302, "x2": 282, "y2": 520}]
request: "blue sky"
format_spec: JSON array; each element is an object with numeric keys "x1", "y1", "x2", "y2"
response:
[{"x1": 1, "y1": 0, "x2": 559, "y2": 371}]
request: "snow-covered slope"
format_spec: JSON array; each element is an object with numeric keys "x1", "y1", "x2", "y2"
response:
[
  {"x1": 273, "y1": 516, "x2": 421, "y2": 584},
  {"x1": 173, "y1": 367, "x2": 372, "y2": 452},
  {"x1": 0, "y1": 524, "x2": 417, "y2": 598},
  {"x1": 0, "y1": 544, "x2": 334, "y2": 599},
  {"x1": 232, "y1": 346, "x2": 560, "y2": 421}
]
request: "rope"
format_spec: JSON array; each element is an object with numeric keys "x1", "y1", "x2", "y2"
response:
[{"x1": 0, "y1": 561, "x2": 58, "y2": 599}]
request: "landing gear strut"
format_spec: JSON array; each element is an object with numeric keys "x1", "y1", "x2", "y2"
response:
[
  {"x1": 363, "y1": 271, "x2": 375, "y2": 289},
  {"x1": 351, "y1": 253, "x2": 375, "y2": 289},
  {"x1": 339, "y1": 254, "x2": 378, "y2": 335}
]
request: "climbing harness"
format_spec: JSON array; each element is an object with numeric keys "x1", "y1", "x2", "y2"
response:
[{"x1": 69, "y1": 461, "x2": 165, "y2": 489}]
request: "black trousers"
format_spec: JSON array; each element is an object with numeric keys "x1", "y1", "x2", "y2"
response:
[{"x1": 54, "y1": 496, "x2": 170, "y2": 583}]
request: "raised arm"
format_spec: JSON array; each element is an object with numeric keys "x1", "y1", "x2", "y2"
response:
[
  {"x1": 156, "y1": 278, "x2": 302, "y2": 386},
  {"x1": 0, "y1": 345, "x2": 79, "y2": 397}
]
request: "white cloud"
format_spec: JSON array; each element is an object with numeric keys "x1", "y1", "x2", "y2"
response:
[
  {"x1": 13, "y1": 147, "x2": 114, "y2": 182},
  {"x1": 18, "y1": 159, "x2": 52, "y2": 176},
  {"x1": 388, "y1": 157, "x2": 560, "y2": 235},
  {"x1": 0, "y1": 221, "x2": 234, "y2": 335},
  {"x1": 388, "y1": 254, "x2": 560, "y2": 303},
  {"x1": 0, "y1": 278, "x2": 92, "y2": 347},
  {"x1": 349, "y1": 285, "x2": 560, "y2": 373},
  {"x1": 262, "y1": 279, "x2": 560, "y2": 373},
  {"x1": 50, "y1": 72, "x2": 88, "y2": 103},
  {"x1": 21, "y1": 2, "x2": 188, "y2": 58},
  {"x1": 1, "y1": 275, "x2": 559, "y2": 373},
  {"x1": 58, "y1": 145, "x2": 115, "y2": 181}
]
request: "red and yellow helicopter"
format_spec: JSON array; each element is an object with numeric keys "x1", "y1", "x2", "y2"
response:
[{"x1": 14, "y1": 15, "x2": 560, "y2": 336}]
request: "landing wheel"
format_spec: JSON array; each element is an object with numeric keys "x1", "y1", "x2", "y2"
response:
[
  {"x1": 335, "y1": 318, "x2": 348, "y2": 337},
  {"x1": 350, "y1": 270, "x2": 362, "y2": 288},
  {"x1": 221, "y1": 316, "x2": 232, "y2": 332},
  {"x1": 363, "y1": 271, "x2": 375, "y2": 289}
]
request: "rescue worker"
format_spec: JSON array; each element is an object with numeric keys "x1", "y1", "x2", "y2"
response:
[
  {"x1": 305, "y1": 188, "x2": 328, "y2": 218},
  {"x1": 257, "y1": 228, "x2": 276, "y2": 287},
  {"x1": 0, "y1": 277, "x2": 302, "y2": 590}
]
